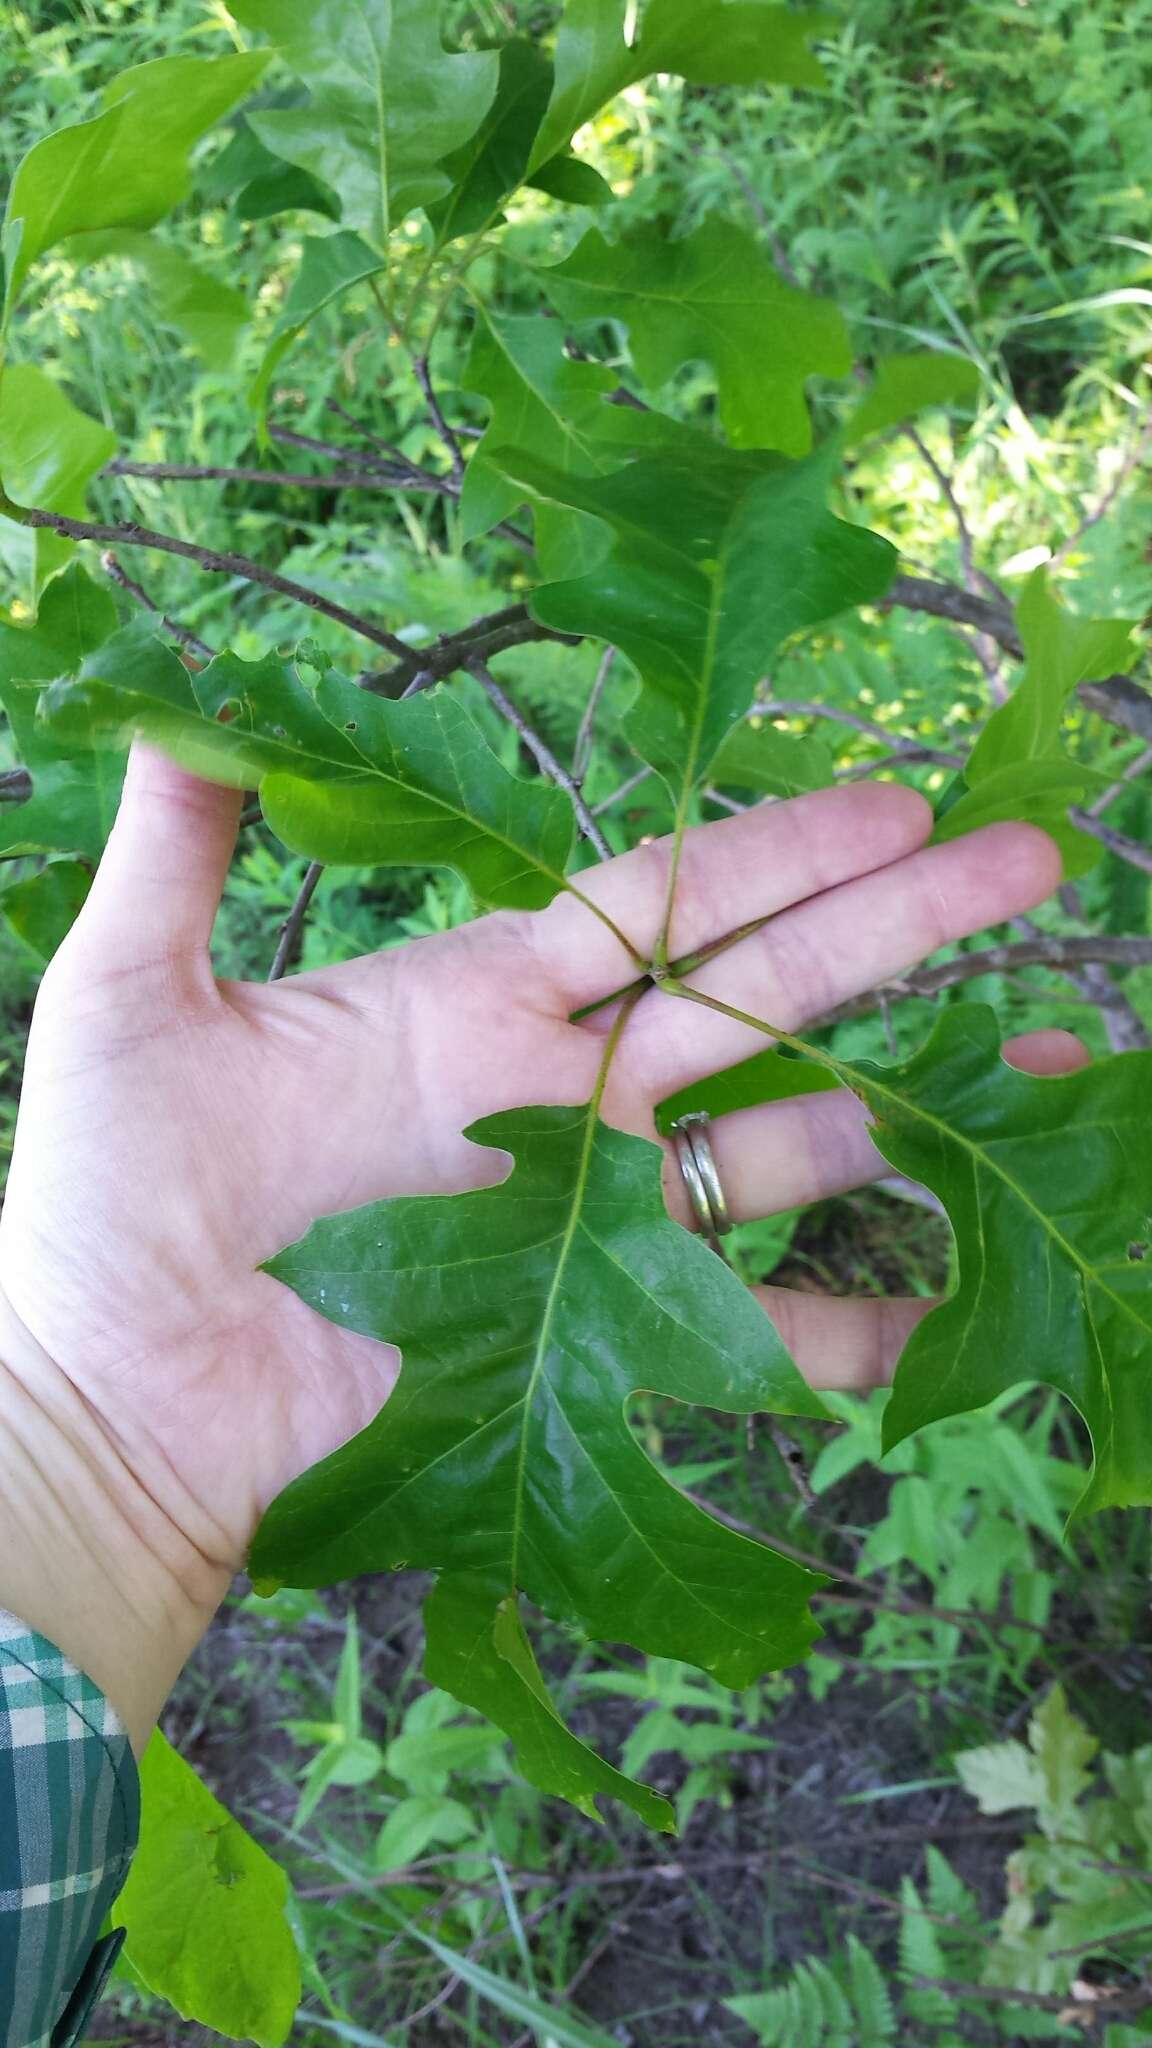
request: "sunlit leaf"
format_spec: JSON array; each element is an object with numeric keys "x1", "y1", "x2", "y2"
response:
[
  {"x1": 2, "y1": 51, "x2": 269, "y2": 316},
  {"x1": 709, "y1": 721, "x2": 836, "y2": 797},
  {"x1": 539, "y1": 216, "x2": 851, "y2": 454},
  {"x1": 461, "y1": 307, "x2": 704, "y2": 573},
  {"x1": 531, "y1": 0, "x2": 831, "y2": 172},
  {"x1": 0, "y1": 365, "x2": 117, "y2": 601},
  {"x1": 112, "y1": 1731, "x2": 299, "y2": 2047},
  {"x1": 251, "y1": 1104, "x2": 827, "y2": 1818},
  {"x1": 230, "y1": 0, "x2": 499, "y2": 244}
]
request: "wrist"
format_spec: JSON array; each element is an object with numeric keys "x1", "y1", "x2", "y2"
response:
[{"x1": 0, "y1": 1292, "x2": 228, "y2": 1752}]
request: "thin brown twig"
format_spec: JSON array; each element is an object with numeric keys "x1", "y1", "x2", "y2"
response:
[
  {"x1": 3, "y1": 501, "x2": 413, "y2": 658},
  {"x1": 574, "y1": 645, "x2": 616, "y2": 781},
  {"x1": 817, "y1": 934, "x2": 1152, "y2": 1022},
  {"x1": 905, "y1": 424, "x2": 986, "y2": 597},
  {"x1": 1051, "y1": 416, "x2": 1152, "y2": 569},
  {"x1": 268, "y1": 861, "x2": 324, "y2": 981},
  {"x1": 1069, "y1": 807, "x2": 1152, "y2": 877},
  {"x1": 913, "y1": 1975, "x2": 1152, "y2": 2017},
  {"x1": 413, "y1": 353, "x2": 466, "y2": 481},
  {"x1": 361, "y1": 604, "x2": 577, "y2": 697},
  {"x1": 1087, "y1": 741, "x2": 1152, "y2": 817},
  {"x1": 469, "y1": 659, "x2": 612, "y2": 859},
  {"x1": 592, "y1": 764, "x2": 655, "y2": 814},
  {"x1": 99, "y1": 550, "x2": 215, "y2": 663}
]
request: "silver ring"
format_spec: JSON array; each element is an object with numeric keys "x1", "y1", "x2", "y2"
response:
[{"x1": 671, "y1": 1112, "x2": 733, "y2": 1257}]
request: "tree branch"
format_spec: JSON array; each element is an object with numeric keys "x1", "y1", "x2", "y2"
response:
[
  {"x1": 266, "y1": 421, "x2": 533, "y2": 548},
  {"x1": 819, "y1": 935, "x2": 1152, "y2": 1023},
  {"x1": 469, "y1": 660, "x2": 613, "y2": 860},
  {"x1": 0, "y1": 496, "x2": 414, "y2": 658},
  {"x1": 413, "y1": 354, "x2": 466, "y2": 482},
  {"x1": 268, "y1": 860, "x2": 324, "y2": 981},
  {"x1": 99, "y1": 550, "x2": 215, "y2": 663},
  {"x1": 360, "y1": 604, "x2": 578, "y2": 697},
  {"x1": 1069, "y1": 808, "x2": 1152, "y2": 876},
  {"x1": 887, "y1": 572, "x2": 1151, "y2": 738},
  {"x1": 886, "y1": 570, "x2": 1021, "y2": 651},
  {"x1": 106, "y1": 457, "x2": 421, "y2": 492}
]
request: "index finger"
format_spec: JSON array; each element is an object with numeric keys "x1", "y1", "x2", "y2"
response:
[{"x1": 530, "y1": 783, "x2": 934, "y2": 1005}]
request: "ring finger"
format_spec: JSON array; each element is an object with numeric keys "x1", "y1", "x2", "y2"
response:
[{"x1": 661, "y1": 1027, "x2": 1090, "y2": 1230}]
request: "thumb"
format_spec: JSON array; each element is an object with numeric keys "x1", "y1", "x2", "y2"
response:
[{"x1": 69, "y1": 742, "x2": 242, "y2": 967}]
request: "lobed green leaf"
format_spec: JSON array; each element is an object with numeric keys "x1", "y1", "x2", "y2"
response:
[
  {"x1": 538, "y1": 217, "x2": 851, "y2": 454},
  {"x1": 251, "y1": 1103, "x2": 827, "y2": 1817}
]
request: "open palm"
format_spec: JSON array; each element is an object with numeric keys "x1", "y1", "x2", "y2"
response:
[{"x1": 0, "y1": 745, "x2": 1075, "y2": 1573}]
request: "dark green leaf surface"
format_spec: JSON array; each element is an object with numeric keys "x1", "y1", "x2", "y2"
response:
[
  {"x1": 113, "y1": 1731, "x2": 299, "y2": 2046},
  {"x1": 0, "y1": 365, "x2": 118, "y2": 599},
  {"x1": 2, "y1": 52, "x2": 269, "y2": 315},
  {"x1": 423, "y1": 1572, "x2": 674, "y2": 1829},
  {"x1": 461, "y1": 309, "x2": 702, "y2": 574},
  {"x1": 531, "y1": 0, "x2": 831, "y2": 171},
  {"x1": 251, "y1": 1105, "x2": 827, "y2": 1815},
  {"x1": 0, "y1": 566, "x2": 123, "y2": 857},
  {"x1": 199, "y1": 119, "x2": 341, "y2": 221},
  {"x1": 499, "y1": 440, "x2": 895, "y2": 783},
  {"x1": 538, "y1": 217, "x2": 851, "y2": 453},
  {"x1": 656, "y1": 1048, "x2": 839, "y2": 1137},
  {"x1": 42, "y1": 647, "x2": 576, "y2": 909},
  {"x1": 230, "y1": 0, "x2": 499, "y2": 243},
  {"x1": 688, "y1": 1005, "x2": 1152, "y2": 1509},
  {"x1": 428, "y1": 40, "x2": 554, "y2": 247},
  {"x1": 853, "y1": 1008, "x2": 1152, "y2": 1513},
  {"x1": 0, "y1": 860, "x2": 91, "y2": 963}
]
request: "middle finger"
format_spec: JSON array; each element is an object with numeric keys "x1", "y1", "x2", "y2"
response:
[{"x1": 607, "y1": 820, "x2": 1061, "y2": 1100}]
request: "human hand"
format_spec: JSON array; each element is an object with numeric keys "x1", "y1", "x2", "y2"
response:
[{"x1": 0, "y1": 747, "x2": 1079, "y2": 1738}]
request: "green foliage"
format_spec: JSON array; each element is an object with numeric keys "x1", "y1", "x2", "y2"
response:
[
  {"x1": 0, "y1": 565, "x2": 122, "y2": 854},
  {"x1": 955, "y1": 1687, "x2": 1152, "y2": 2020},
  {"x1": 505, "y1": 440, "x2": 896, "y2": 780},
  {"x1": 845, "y1": 351, "x2": 982, "y2": 445},
  {"x1": 112, "y1": 1729, "x2": 300, "y2": 2045},
  {"x1": 937, "y1": 569, "x2": 1139, "y2": 868},
  {"x1": 727, "y1": 1934, "x2": 895, "y2": 2045},
  {"x1": 228, "y1": 0, "x2": 500, "y2": 243},
  {"x1": 250, "y1": 230, "x2": 385, "y2": 419},
  {"x1": 3, "y1": 0, "x2": 1152, "y2": 2032},
  {"x1": 539, "y1": 216, "x2": 850, "y2": 452},
  {"x1": 852, "y1": 1008, "x2": 1152, "y2": 1512},
  {"x1": 0, "y1": 365, "x2": 116, "y2": 598},
  {"x1": 2, "y1": 50, "x2": 268, "y2": 316},
  {"x1": 251, "y1": 1103, "x2": 827, "y2": 1817},
  {"x1": 44, "y1": 645, "x2": 578, "y2": 909},
  {"x1": 532, "y1": 0, "x2": 832, "y2": 171}
]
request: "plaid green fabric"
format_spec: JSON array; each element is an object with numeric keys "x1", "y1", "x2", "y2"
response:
[{"x1": 0, "y1": 1610, "x2": 140, "y2": 2048}]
